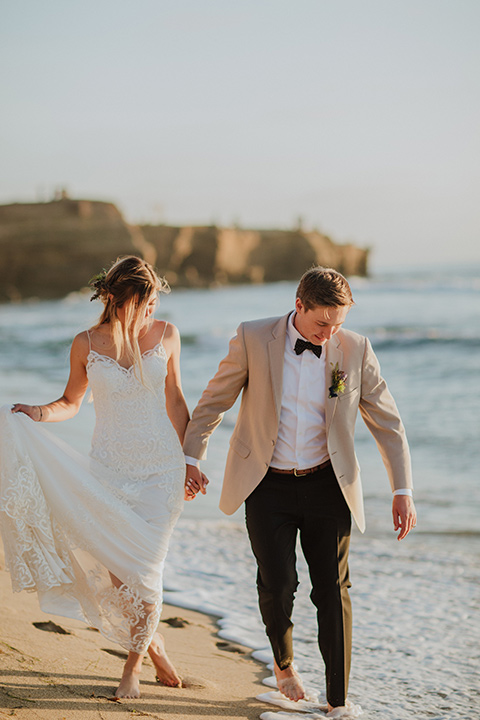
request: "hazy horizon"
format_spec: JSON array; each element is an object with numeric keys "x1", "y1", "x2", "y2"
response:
[{"x1": 2, "y1": 0, "x2": 479, "y2": 270}]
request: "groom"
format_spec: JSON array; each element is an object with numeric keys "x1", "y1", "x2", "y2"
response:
[{"x1": 183, "y1": 266, "x2": 416, "y2": 713}]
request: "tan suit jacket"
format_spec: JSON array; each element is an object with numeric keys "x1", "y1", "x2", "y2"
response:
[{"x1": 183, "y1": 313, "x2": 413, "y2": 532}]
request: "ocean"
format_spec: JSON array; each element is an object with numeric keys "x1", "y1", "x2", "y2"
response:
[{"x1": 1, "y1": 265, "x2": 479, "y2": 719}]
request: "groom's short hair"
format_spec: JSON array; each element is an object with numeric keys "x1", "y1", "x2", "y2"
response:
[{"x1": 296, "y1": 266, "x2": 354, "y2": 310}]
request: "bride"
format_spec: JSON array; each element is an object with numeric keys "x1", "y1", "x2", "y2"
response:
[{"x1": 0, "y1": 255, "x2": 191, "y2": 698}]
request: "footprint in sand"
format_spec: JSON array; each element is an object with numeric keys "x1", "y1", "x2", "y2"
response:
[
  {"x1": 162, "y1": 616, "x2": 191, "y2": 629},
  {"x1": 32, "y1": 621, "x2": 71, "y2": 635},
  {"x1": 100, "y1": 648, "x2": 129, "y2": 660},
  {"x1": 216, "y1": 641, "x2": 246, "y2": 654}
]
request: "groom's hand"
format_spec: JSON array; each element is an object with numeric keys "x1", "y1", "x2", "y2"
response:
[
  {"x1": 392, "y1": 495, "x2": 417, "y2": 540},
  {"x1": 185, "y1": 464, "x2": 209, "y2": 501}
]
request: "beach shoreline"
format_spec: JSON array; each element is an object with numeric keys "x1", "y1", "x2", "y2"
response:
[
  {"x1": 0, "y1": 546, "x2": 271, "y2": 720},
  {"x1": 2, "y1": 269, "x2": 480, "y2": 720}
]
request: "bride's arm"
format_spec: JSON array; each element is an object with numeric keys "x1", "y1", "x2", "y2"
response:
[
  {"x1": 11, "y1": 332, "x2": 90, "y2": 423},
  {"x1": 163, "y1": 324, "x2": 190, "y2": 444}
]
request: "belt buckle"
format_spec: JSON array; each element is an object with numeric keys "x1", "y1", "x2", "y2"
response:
[{"x1": 293, "y1": 468, "x2": 307, "y2": 477}]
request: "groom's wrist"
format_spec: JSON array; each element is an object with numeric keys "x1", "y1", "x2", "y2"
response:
[
  {"x1": 184, "y1": 455, "x2": 200, "y2": 468},
  {"x1": 393, "y1": 488, "x2": 413, "y2": 497}
]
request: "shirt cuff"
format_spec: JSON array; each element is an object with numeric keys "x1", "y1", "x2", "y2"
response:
[
  {"x1": 184, "y1": 455, "x2": 200, "y2": 468},
  {"x1": 393, "y1": 489, "x2": 413, "y2": 497}
]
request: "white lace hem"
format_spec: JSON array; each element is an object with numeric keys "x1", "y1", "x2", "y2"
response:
[{"x1": 0, "y1": 405, "x2": 184, "y2": 654}]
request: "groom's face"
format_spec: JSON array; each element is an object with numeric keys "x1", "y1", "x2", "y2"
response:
[{"x1": 294, "y1": 299, "x2": 350, "y2": 346}]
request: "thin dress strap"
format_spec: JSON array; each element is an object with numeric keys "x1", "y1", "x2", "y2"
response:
[
  {"x1": 86, "y1": 330, "x2": 92, "y2": 352},
  {"x1": 160, "y1": 321, "x2": 168, "y2": 343}
]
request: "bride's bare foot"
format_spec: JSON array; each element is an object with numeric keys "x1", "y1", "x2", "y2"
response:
[
  {"x1": 115, "y1": 668, "x2": 141, "y2": 698},
  {"x1": 115, "y1": 650, "x2": 143, "y2": 698},
  {"x1": 148, "y1": 632, "x2": 182, "y2": 687},
  {"x1": 274, "y1": 660, "x2": 305, "y2": 702}
]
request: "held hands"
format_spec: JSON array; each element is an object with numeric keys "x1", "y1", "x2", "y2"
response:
[
  {"x1": 11, "y1": 404, "x2": 42, "y2": 421},
  {"x1": 184, "y1": 464, "x2": 209, "y2": 501},
  {"x1": 392, "y1": 495, "x2": 417, "y2": 540}
]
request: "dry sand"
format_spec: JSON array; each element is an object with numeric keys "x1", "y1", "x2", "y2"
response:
[{"x1": 0, "y1": 549, "x2": 270, "y2": 720}]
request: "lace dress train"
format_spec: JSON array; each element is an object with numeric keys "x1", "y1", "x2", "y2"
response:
[{"x1": 0, "y1": 342, "x2": 185, "y2": 654}]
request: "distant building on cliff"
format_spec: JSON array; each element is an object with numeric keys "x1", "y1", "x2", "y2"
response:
[{"x1": 0, "y1": 198, "x2": 369, "y2": 302}]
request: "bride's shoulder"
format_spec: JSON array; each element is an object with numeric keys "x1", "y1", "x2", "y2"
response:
[
  {"x1": 70, "y1": 330, "x2": 91, "y2": 361},
  {"x1": 151, "y1": 320, "x2": 180, "y2": 360},
  {"x1": 152, "y1": 319, "x2": 179, "y2": 342}
]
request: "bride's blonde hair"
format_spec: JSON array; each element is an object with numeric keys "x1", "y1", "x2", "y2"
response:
[{"x1": 90, "y1": 256, "x2": 170, "y2": 384}]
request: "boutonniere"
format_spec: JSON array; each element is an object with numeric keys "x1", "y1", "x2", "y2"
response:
[{"x1": 329, "y1": 362, "x2": 347, "y2": 398}]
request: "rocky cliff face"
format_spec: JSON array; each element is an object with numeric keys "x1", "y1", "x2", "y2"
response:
[
  {"x1": 142, "y1": 224, "x2": 368, "y2": 286},
  {"x1": 0, "y1": 199, "x2": 369, "y2": 301},
  {"x1": 0, "y1": 199, "x2": 144, "y2": 301}
]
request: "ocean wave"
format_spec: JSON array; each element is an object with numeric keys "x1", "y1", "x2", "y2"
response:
[
  {"x1": 354, "y1": 266, "x2": 480, "y2": 294},
  {"x1": 414, "y1": 529, "x2": 480, "y2": 538},
  {"x1": 169, "y1": 328, "x2": 480, "y2": 350},
  {"x1": 369, "y1": 333, "x2": 480, "y2": 351},
  {"x1": 163, "y1": 517, "x2": 480, "y2": 720}
]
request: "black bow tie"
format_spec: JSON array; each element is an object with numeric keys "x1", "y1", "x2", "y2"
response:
[{"x1": 294, "y1": 338, "x2": 323, "y2": 358}]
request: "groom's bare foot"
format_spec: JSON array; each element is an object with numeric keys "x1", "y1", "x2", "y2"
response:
[
  {"x1": 115, "y1": 668, "x2": 141, "y2": 698},
  {"x1": 274, "y1": 660, "x2": 305, "y2": 702},
  {"x1": 148, "y1": 632, "x2": 182, "y2": 687},
  {"x1": 326, "y1": 704, "x2": 350, "y2": 718}
]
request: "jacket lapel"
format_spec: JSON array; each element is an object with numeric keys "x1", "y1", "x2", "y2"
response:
[
  {"x1": 325, "y1": 333, "x2": 344, "y2": 433},
  {"x1": 268, "y1": 314, "x2": 289, "y2": 421}
]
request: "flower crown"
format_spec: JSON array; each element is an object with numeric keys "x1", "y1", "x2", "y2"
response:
[{"x1": 89, "y1": 270, "x2": 109, "y2": 301}]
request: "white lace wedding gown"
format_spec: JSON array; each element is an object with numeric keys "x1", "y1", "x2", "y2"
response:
[{"x1": 0, "y1": 339, "x2": 185, "y2": 654}]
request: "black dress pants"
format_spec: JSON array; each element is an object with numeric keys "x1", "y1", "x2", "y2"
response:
[{"x1": 245, "y1": 462, "x2": 352, "y2": 708}]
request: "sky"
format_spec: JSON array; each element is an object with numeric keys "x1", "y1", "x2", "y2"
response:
[{"x1": 1, "y1": 0, "x2": 479, "y2": 269}]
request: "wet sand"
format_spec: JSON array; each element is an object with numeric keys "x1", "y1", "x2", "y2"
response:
[{"x1": 0, "y1": 548, "x2": 270, "y2": 720}]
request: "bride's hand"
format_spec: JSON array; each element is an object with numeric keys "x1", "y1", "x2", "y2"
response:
[
  {"x1": 11, "y1": 404, "x2": 42, "y2": 421},
  {"x1": 184, "y1": 481, "x2": 196, "y2": 501},
  {"x1": 184, "y1": 465, "x2": 209, "y2": 501}
]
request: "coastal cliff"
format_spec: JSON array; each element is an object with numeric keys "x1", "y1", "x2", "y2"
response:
[{"x1": 0, "y1": 199, "x2": 369, "y2": 301}]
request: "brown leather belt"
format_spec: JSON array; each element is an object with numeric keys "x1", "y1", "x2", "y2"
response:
[{"x1": 269, "y1": 460, "x2": 331, "y2": 476}]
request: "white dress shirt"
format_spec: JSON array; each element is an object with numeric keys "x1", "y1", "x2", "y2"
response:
[{"x1": 270, "y1": 312, "x2": 329, "y2": 470}]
